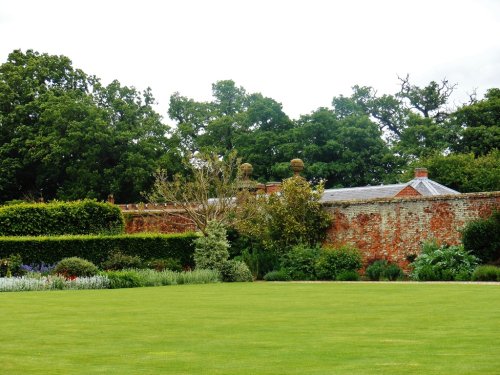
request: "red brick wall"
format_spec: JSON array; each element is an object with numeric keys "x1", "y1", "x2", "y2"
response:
[
  {"x1": 123, "y1": 210, "x2": 196, "y2": 234},
  {"x1": 323, "y1": 192, "x2": 500, "y2": 269},
  {"x1": 395, "y1": 185, "x2": 421, "y2": 197}
]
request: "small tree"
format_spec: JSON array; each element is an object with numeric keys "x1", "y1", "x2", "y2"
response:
[
  {"x1": 237, "y1": 175, "x2": 331, "y2": 255},
  {"x1": 148, "y1": 151, "x2": 243, "y2": 235}
]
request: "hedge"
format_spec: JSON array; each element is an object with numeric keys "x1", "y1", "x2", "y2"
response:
[
  {"x1": 0, "y1": 200, "x2": 125, "y2": 236},
  {"x1": 0, "y1": 232, "x2": 198, "y2": 267}
]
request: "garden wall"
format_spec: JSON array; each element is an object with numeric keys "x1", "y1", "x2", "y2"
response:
[{"x1": 323, "y1": 192, "x2": 500, "y2": 267}]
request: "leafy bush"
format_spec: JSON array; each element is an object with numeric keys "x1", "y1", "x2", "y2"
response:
[
  {"x1": 263, "y1": 269, "x2": 292, "y2": 281},
  {"x1": 366, "y1": 260, "x2": 403, "y2": 281},
  {"x1": 384, "y1": 263, "x2": 404, "y2": 281},
  {"x1": 411, "y1": 241, "x2": 479, "y2": 281},
  {"x1": 315, "y1": 245, "x2": 362, "y2": 280},
  {"x1": 0, "y1": 232, "x2": 197, "y2": 267},
  {"x1": 146, "y1": 258, "x2": 183, "y2": 272},
  {"x1": 336, "y1": 270, "x2": 360, "y2": 281},
  {"x1": 105, "y1": 270, "x2": 143, "y2": 289},
  {"x1": 462, "y1": 211, "x2": 500, "y2": 264},
  {"x1": 0, "y1": 254, "x2": 24, "y2": 277},
  {"x1": 365, "y1": 260, "x2": 387, "y2": 281},
  {"x1": 0, "y1": 200, "x2": 124, "y2": 236},
  {"x1": 236, "y1": 176, "x2": 331, "y2": 255},
  {"x1": 194, "y1": 221, "x2": 230, "y2": 272},
  {"x1": 239, "y1": 248, "x2": 279, "y2": 280},
  {"x1": 53, "y1": 257, "x2": 99, "y2": 278},
  {"x1": 280, "y1": 244, "x2": 320, "y2": 280},
  {"x1": 220, "y1": 260, "x2": 253, "y2": 282},
  {"x1": 101, "y1": 251, "x2": 143, "y2": 270},
  {"x1": 471, "y1": 265, "x2": 500, "y2": 281}
]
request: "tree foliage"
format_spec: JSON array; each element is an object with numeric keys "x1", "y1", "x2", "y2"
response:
[{"x1": 0, "y1": 49, "x2": 172, "y2": 203}]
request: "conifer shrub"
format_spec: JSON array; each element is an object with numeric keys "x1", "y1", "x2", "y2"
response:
[{"x1": 194, "y1": 221, "x2": 230, "y2": 272}]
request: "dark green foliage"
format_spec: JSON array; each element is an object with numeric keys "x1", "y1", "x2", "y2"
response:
[
  {"x1": 53, "y1": 257, "x2": 98, "y2": 277},
  {"x1": 0, "y1": 254, "x2": 24, "y2": 277},
  {"x1": 220, "y1": 260, "x2": 253, "y2": 282},
  {"x1": 263, "y1": 269, "x2": 292, "y2": 281},
  {"x1": 411, "y1": 241, "x2": 479, "y2": 281},
  {"x1": 101, "y1": 251, "x2": 143, "y2": 271},
  {"x1": 336, "y1": 270, "x2": 360, "y2": 281},
  {"x1": 315, "y1": 245, "x2": 362, "y2": 280},
  {"x1": 239, "y1": 248, "x2": 279, "y2": 280},
  {"x1": 462, "y1": 211, "x2": 500, "y2": 264},
  {"x1": 280, "y1": 244, "x2": 320, "y2": 281},
  {"x1": 365, "y1": 259, "x2": 403, "y2": 281},
  {"x1": 384, "y1": 263, "x2": 404, "y2": 281},
  {"x1": 365, "y1": 260, "x2": 387, "y2": 281},
  {"x1": 0, "y1": 232, "x2": 198, "y2": 267},
  {"x1": 0, "y1": 200, "x2": 124, "y2": 236},
  {"x1": 146, "y1": 258, "x2": 183, "y2": 272},
  {"x1": 471, "y1": 265, "x2": 500, "y2": 281},
  {"x1": 105, "y1": 270, "x2": 142, "y2": 289}
]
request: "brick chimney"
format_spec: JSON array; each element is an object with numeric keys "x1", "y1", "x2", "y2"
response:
[{"x1": 414, "y1": 168, "x2": 428, "y2": 178}]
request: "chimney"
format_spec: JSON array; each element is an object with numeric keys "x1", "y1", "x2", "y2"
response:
[{"x1": 414, "y1": 168, "x2": 428, "y2": 179}]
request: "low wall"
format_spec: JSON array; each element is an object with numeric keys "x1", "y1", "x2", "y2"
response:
[{"x1": 323, "y1": 192, "x2": 500, "y2": 268}]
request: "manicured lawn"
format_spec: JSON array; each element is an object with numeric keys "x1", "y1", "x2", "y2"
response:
[{"x1": 1, "y1": 282, "x2": 499, "y2": 374}]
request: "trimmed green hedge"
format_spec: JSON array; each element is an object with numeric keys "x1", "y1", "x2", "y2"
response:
[
  {"x1": 0, "y1": 233, "x2": 198, "y2": 267},
  {"x1": 0, "y1": 200, "x2": 125, "y2": 236}
]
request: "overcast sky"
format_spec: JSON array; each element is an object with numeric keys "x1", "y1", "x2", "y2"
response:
[{"x1": 1, "y1": 0, "x2": 500, "y2": 120}]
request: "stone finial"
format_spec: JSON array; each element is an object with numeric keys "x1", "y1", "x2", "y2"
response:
[
  {"x1": 290, "y1": 158, "x2": 304, "y2": 176},
  {"x1": 240, "y1": 163, "x2": 253, "y2": 180}
]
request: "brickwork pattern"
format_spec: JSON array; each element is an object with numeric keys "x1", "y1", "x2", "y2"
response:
[{"x1": 323, "y1": 192, "x2": 500, "y2": 268}]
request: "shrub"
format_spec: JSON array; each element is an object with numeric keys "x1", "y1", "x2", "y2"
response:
[
  {"x1": 101, "y1": 251, "x2": 143, "y2": 270},
  {"x1": 220, "y1": 260, "x2": 253, "y2": 282},
  {"x1": 384, "y1": 263, "x2": 404, "y2": 281},
  {"x1": 336, "y1": 270, "x2": 360, "y2": 281},
  {"x1": 471, "y1": 265, "x2": 500, "y2": 281},
  {"x1": 280, "y1": 244, "x2": 320, "y2": 280},
  {"x1": 315, "y1": 245, "x2": 362, "y2": 280},
  {"x1": 146, "y1": 258, "x2": 183, "y2": 272},
  {"x1": 366, "y1": 260, "x2": 403, "y2": 281},
  {"x1": 462, "y1": 211, "x2": 500, "y2": 264},
  {"x1": 411, "y1": 241, "x2": 479, "y2": 281},
  {"x1": 194, "y1": 221, "x2": 230, "y2": 272},
  {"x1": 53, "y1": 257, "x2": 99, "y2": 278},
  {"x1": 0, "y1": 254, "x2": 24, "y2": 277},
  {"x1": 0, "y1": 232, "x2": 197, "y2": 267},
  {"x1": 0, "y1": 200, "x2": 124, "y2": 236},
  {"x1": 263, "y1": 269, "x2": 292, "y2": 281},
  {"x1": 104, "y1": 270, "x2": 143, "y2": 289},
  {"x1": 365, "y1": 260, "x2": 388, "y2": 281}
]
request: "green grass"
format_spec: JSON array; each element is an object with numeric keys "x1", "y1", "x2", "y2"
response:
[{"x1": 1, "y1": 283, "x2": 499, "y2": 374}]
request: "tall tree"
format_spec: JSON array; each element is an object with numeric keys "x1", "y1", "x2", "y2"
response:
[{"x1": 0, "y1": 49, "x2": 171, "y2": 203}]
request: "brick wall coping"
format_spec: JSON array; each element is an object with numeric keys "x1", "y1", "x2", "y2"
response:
[{"x1": 321, "y1": 191, "x2": 500, "y2": 208}]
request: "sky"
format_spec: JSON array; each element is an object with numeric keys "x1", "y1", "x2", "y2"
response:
[{"x1": 1, "y1": 0, "x2": 500, "y2": 120}]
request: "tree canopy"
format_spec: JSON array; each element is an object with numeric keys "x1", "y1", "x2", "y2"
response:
[{"x1": 0, "y1": 49, "x2": 498, "y2": 204}]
